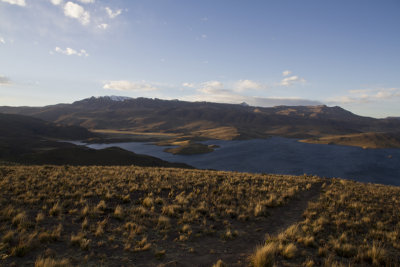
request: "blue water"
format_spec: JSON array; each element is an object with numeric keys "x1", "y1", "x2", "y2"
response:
[{"x1": 72, "y1": 137, "x2": 400, "y2": 186}]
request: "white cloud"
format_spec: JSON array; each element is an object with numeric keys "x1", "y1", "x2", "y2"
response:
[
  {"x1": 327, "y1": 96, "x2": 356, "y2": 104},
  {"x1": 179, "y1": 79, "x2": 320, "y2": 107},
  {"x1": 350, "y1": 87, "x2": 400, "y2": 101},
  {"x1": 105, "y1": 6, "x2": 122, "y2": 19},
  {"x1": 201, "y1": 34, "x2": 207, "y2": 39},
  {"x1": 184, "y1": 79, "x2": 266, "y2": 94},
  {"x1": 182, "y1": 82, "x2": 195, "y2": 88},
  {"x1": 0, "y1": 37, "x2": 5, "y2": 44},
  {"x1": 251, "y1": 97, "x2": 321, "y2": 107},
  {"x1": 328, "y1": 87, "x2": 400, "y2": 104},
  {"x1": 0, "y1": 75, "x2": 11, "y2": 86},
  {"x1": 198, "y1": 81, "x2": 224, "y2": 94},
  {"x1": 279, "y1": 75, "x2": 306, "y2": 86},
  {"x1": 97, "y1": 23, "x2": 108, "y2": 30},
  {"x1": 348, "y1": 89, "x2": 372, "y2": 94},
  {"x1": 103, "y1": 80, "x2": 159, "y2": 92},
  {"x1": 234, "y1": 79, "x2": 263, "y2": 92},
  {"x1": 77, "y1": 0, "x2": 94, "y2": 3},
  {"x1": 0, "y1": 0, "x2": 26, "y2": 6},
  {"x1": 282, "y1": 70, "x2": 292, "y2": 77},
  {"x1": 183, "y1": 87, "x2": 320, "y2": 107},
  {"x1": 64, "y1": 1, "x2": 90, "y2": 25},
  {"x1": 54, "y1": 46, "x2": 89, "y2": 57},
  {"x1": 50, "y1": 0, "x2": 62, "y2": 5}
]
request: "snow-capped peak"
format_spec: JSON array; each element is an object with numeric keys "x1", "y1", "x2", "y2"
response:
[{"x1": 100, "y1": 95, "x2": 132, "y2": 101}]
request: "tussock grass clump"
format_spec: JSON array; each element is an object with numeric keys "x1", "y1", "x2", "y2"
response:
[
  {"x1": 49, "y1": 202, "x2": 61, "y2": 216},
  {"x1": 142, "y1": 197, "x2": 154, "y2": 208},
  {"x1": 364, "y1": 243, "x2": 387, "y2": 266},
  {"x1": 251, "y1": 242, "x2": 278, "y2": 267},
  {"x1": 254, "y1": 203, "x2": 267, "y2": 217},
  {"x1": 157, "y1": 215, "x2": 171, "y2": 229},
  {"x1": 12, "y1": 212, "x2": 28, "y2": 227},
  {"x1": 36, "y1": 212, "x2": 45, "y2": 223},
  {"x1": 113, "y1": 205, "x2": 124, "y2": 220},
  {"x1": 70, "y1": 232, "x2": 90, "y2": 250},
  {"x1": 282, "y1": 243, "x2": 297, "y2": 259},
  {"x1": 35, "y1": 257, "x2": 71, "y2": 267},
  {"x1": 212, "y1": 259, "x2": 227, "y2": 267}
]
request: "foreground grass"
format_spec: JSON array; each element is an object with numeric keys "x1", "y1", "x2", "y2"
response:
[
  {"x1": 0, "y1": 165, "x2": 319, "y2": 266},
  {"x1": 252, "y1": 179, "x2": 400, "y2": 266}
]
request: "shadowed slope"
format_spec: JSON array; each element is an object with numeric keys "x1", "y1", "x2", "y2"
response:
[{"x1": 0, "y1": 113, "x2": 191, "y2": 168}]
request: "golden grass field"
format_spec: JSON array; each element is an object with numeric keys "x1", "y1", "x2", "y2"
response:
[
  {"x1": 300, "y1": 132, "x2": 400, "y2": 149},
  {"x1": 251, "y1": 179, "x2": 400, "y2": 266},
  {"x1": 0, "y1": 165, "x2": 399, "y2": 266}
]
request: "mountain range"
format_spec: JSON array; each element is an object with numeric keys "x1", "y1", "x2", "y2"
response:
[{"x1": 1, "y1": 96, "x2": 399, "y2": 141}]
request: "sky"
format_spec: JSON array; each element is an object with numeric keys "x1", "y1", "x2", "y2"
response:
[{"x1": 0, "y1": 0, "x2": 399, "y2": 118}]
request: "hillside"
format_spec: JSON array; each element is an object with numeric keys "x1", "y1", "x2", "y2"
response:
[
  {"x1": 300, "y1": 132, "x2": 400, "y2": 149},
  {"x1": 0, "y1": 113, "x2": 191, "y2": 168},
  {"x1": 0, "y1": 113, "x2": 94, "y2": 140},
  {"x1": 1, "y1": 96, "x2": 400, "y2": 141},
  {"x1": 0, "y1": 165, "x2": 399, "y2": 266}
]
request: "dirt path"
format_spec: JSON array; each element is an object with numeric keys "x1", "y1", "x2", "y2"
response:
[{"x1": 158, "y1": 182, "x2": 324, "y2": 267}]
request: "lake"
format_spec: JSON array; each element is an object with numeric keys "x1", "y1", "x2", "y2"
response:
[{"x1": 72, "y1": 137, "x2": 400, "y2": 186}]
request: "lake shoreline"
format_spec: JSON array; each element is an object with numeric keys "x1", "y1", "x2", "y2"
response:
[{"x1": 69, "y1": 137, "x2": 400, "y2": 186}]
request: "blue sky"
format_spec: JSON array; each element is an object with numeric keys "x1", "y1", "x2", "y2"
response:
[{"x1": 0, "y1": 0, "x2": 399, "y2": 118}]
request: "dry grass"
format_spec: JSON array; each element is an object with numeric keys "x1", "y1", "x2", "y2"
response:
[
  {"x1": 253, "y1": 179, "x2": 400, "y2": 266},
  {"x1": 0, "y1": 165, "x2": 317, "y2": 266},
  {"x1": 252, "y1": 242, "x2": 278, "y2": 267},
  {"x1": 34, "y1": 257, "x2": 71, "y2": 267}
]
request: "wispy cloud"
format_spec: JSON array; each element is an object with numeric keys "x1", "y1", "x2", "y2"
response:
[
  {"x1": 184, "y1": 88, "x2": 320, "y2": 107},
  {"x1": 328, "y1": 87, "x2": 400, "y2": 104},
  {"x1": 0, "y1": 75, "x2": 12, "y2": 86},
  {"x1": 0, "y1": 37, "x2": 5, "y2": 44},
  {"x1": 50, "y1": 0, "x2": 62, "y2": 5},
  {"x1": 77, "y1": 0, "x2": 94, "y2": 3},
  {"x1": 53, "y1": 46, "x2": 89, "y2": 57},
  {"x1": 234, "y1": 79, "x2": 263, "y2": 92},
  {"x1": 282, "y1": 70, "x2": 292, "y2": 77},
  {"x1": 63, "y1": 1, "x2": 90, "y2": 25},
  {"x1": 103, "y1": 80, "x2": 159, "y2": 92},
  {"x1": 184, "y1": 80, "x2": 265, "y2": 93},
  {"x1": 182, "y1": 82, "x2": 195, "y2": 88},
  {"x1": 97, "y1": 23, "x2": 108, "y2": 30},
  {"x1": 198, "y1": 81, "x2": 225, "y2": 94},
  {"x1": 0, "y1": 0, "x2": 26, "y2": 7},
  {"x1": 105, "y1": 6, "x2": 122, "y2": 19},
  {"x1": 279, "y1": 75, "x2": 306, "y2": 87},
  {"x1": 182, "y1": 79, "x2": 319, "y2": 107}
]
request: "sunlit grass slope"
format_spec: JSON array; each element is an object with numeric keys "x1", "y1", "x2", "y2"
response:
[
  {"x1": 0, "y1": 165, "x2": 319, "y2": 266},
  {"x1": 252, "y1": 179, "x2": 400, "y2": 266}
]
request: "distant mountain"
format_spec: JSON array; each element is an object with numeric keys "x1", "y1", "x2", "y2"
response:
[
  {"x1": 0, "y1": 113, "x2": 191, "y2": 168},
  {"x1": 1, "y1": 96, "x2": 399, "y2": 139}
]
